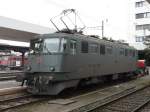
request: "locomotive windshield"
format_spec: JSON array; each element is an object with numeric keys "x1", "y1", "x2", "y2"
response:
[{"x1": 30, "y1": 38, "x2": 67, "y2": 54}]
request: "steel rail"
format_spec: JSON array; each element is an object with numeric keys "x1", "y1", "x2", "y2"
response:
[
  {"x1": 0, "y1": 76, "x2": 16, "y2": 81},
  {"x1": 131, "y1": 98, "x2": 150, "y2": 112},
  {"x1": 65, "y1": 85, "x2": 150, "y2": 112},
  {"x1": 0, "y1": 94, "x2": 50, "y2": 112},
  {"x1": 0, "y1": 71, "x2": 24, "y2": 81},
  {"x1": 84, "y1": 86, "x2": 150, "y2": 112}
]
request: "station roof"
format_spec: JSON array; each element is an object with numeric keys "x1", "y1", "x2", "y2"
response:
[
  {"x1": 0, "y1": 16, "x2": 55, "y2": 42},
  {"x1": 0, "y1": 27, "x2": 37, "y2": 42}
]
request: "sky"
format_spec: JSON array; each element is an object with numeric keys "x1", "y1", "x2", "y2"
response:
[{"x1": 0, "y1": 0, "x2": 133, "y2": 46}]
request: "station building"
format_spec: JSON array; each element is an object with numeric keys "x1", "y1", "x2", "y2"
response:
[{"x1": 134, "y1": 0, "x2": 150, "y2": 49}]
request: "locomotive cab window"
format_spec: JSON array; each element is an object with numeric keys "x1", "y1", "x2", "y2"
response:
[
  {"x1": 70, "y1": 39, "x2": 77, "y2": 55},
  {"x1": 42, "y1": 38, "x2": 67, "y2": 53}
]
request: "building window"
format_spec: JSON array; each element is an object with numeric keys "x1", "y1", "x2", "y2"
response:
[
  {"x1": 136, "y1": 12, "x2": 150, "y2": 19},
  {"x1": 136, "y1": 13, "x2": 144, "y2": 19},
  {"x1": 100, "y1": 45, "x2": 105, "y2": 55},
  {"x1": 136, "y1": 25, "x2": 143, "y2": 30},
  {"x1": 136, "y1": 24, "x2": 150, "y2": 30},
  {"x1": 144, "y1": 35, "x2": 150, "y2": 41},
  {"x1": 136, "y1": 25, "x2": 142, "y2": 30},
  {"x1": 81, "y1": 41, "x2": 88, "y2": 53},
  {"x1": 146, "y1": 12, "x2": 150, "y2": 18},
  {"x1": 135, "y1": 36, "x2": 144, "y2": 42},
  {"x1": 135, "y1": 1, "x2": 145, "y2": 7},
  {"x1": 89, "y1": 43, "x2": 98, "y2": 53}
]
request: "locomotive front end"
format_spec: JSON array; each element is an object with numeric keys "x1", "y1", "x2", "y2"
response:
[{"x1": 25, "y1": 34, "x2": 68, "y2": 95}]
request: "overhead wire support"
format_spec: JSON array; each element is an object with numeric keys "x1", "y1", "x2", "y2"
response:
[{"x1": 75, "y1": 11, "x2": 77, "y2": 30}]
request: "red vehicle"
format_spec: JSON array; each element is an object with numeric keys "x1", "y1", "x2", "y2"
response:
[
  {"x1": 0, "y1": 55, "x2": 28, "y2": 70},
  {"x1": 137, "y1": 60, "x2": 148, "y2": 75},
  {"x1": 137, "y1": 60, "x2": 146, "y2": 69},
  {"x1": 0, "y1": 55, "x2": 9, "y2": 70},
  {"x1": 8, "y1": 56, "x2": 22, "y2": 69}
]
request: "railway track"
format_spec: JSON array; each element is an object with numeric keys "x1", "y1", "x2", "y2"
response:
[
  {"x1": 1, "y1": 77, "x2": 149, "y2": 112},
  {"x1": 0, "y1": 93, "x2": 51, "y2": 112},
  {"x1": 0, "y1": 78, "x2": 136, "y2": 112},
  {"x1": 135, "y1": 100, "x2": 150, "y2": 112},
  {"x1": 56, "y1": 78, "x2": 150, "y2": 112},
  {"x1": 0, "y1": 71, "x2": 23, "y2": 81},
  {"x1": 0, "y1": 86, "x2": 54, "y2": 112},
  {"x1": 0, "y1": 71, "x2": 23, "y2": 76},
  {"x1": 81, "y1": 86, "x2": 150, "y2": 112},
  {"x1": 0, "y1": 76, "x2": 16, "y2": 81}
]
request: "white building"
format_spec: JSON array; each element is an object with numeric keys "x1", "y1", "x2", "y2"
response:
[{"x1": 134, "y1": 0, "x2": 150, "y2": 49}]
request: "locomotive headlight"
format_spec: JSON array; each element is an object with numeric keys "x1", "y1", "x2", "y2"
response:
[
  {"x1": 27, "y1": 66, "x2": 31, "y2": 71},
  {"x1": 50, "y1": 67, "x2": 55, "y2": 71}
]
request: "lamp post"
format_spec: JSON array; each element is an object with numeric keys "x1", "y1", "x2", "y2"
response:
[{"x1": 101, "y1": 19, "x2": 108, "y2": 37}]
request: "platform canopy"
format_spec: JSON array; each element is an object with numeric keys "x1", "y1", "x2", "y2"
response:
[
  {"x1": 0, "y1": 27, "x2": 37, "y2": 42},
  {"x1": 0, "y1": 16, "x2": 55, "y2": 42}
]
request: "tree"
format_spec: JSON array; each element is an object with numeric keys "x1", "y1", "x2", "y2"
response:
[{"x1": 143, "y1": 48, "x2": 150, "y2": 66}]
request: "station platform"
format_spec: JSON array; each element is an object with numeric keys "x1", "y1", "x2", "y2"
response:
[
  {"x1": 0, "y1": 70, "x2": 24, "y2": 81},
  {"x1": 0, "y1": 70, "x2": 23, "y2": 74},
  {"x1": 0, "y1": 80, "x2": 21, "y2": 89},
  {"x1": 0, "y1": 70, "x2": 23, "y2": 89}
]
